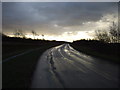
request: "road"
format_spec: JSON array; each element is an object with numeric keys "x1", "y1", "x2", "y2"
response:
[{"x1": 32, "y1": 44, "x2": 119, "y2": 88}]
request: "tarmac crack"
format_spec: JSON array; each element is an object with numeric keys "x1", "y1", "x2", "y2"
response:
[{"x1": 47, "y1": 51, "x2": 66, "y2": 88}]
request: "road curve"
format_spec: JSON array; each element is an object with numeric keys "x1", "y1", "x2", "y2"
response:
[{"x1": 31, "y1": 44, "x2": 119, "y2": 88}]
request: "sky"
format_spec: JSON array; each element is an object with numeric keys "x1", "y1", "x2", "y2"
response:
[{"x1": 2, "y1": 2, "x2": 118, "y2": 42}]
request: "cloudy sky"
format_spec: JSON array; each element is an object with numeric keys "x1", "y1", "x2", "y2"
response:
[{"x1": 2, "y1": 2, "x2": 118, "y2": 42}]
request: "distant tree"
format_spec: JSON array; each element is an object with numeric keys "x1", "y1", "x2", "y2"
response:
[
  {"x1": 31, "y1": 30, "x2": 39, "y2": 39},
  {"x1": 14, "y1": 29, "x2": 26, "y2": 38},
  {"x1": 41, "y1": 34, "x2": 44, "y2": 40}
]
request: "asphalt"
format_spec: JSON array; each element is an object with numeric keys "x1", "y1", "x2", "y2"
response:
[{"x1": 32, "y1": 44, "x2": 119, "y2": 88}]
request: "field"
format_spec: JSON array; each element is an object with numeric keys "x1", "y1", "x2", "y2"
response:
[
  {"x1": 70, "y1": 40, "x2": 119, "y2": 63},
  {"x1": 2, "y1": 36, "x2": 64, "y2": 88}
]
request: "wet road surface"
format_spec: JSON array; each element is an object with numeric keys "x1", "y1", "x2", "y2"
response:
[{"x1": 32, "y1": 44, "x2": 119, "y2": 88}]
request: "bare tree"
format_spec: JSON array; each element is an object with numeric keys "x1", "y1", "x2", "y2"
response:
[
  {"x1": 31, "y1": 30, "x2": 39, "y2": 39},
  {"x1": 95, "y1": 30, "x2": 110, "y2": 43},
  {"x1": 95, "y1": 21, "x2": 120, "y2": 43},
  {"x1": 109, "y1": 21, "x2": 120, "y2": 43},
  {"x1": 41, "y1": 34, "x2": 44, "y2": 40},
  {"x1": 14, "y1": 29, "x2": 26, "y2": 38}
]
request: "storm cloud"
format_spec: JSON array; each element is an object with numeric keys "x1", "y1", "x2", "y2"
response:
[{"x1": 2, "y1": 2, "x2": 118, "y2": 41}]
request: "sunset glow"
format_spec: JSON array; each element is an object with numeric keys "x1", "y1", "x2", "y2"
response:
[{"x1": 3, "y1": 2, "x2": 118, "y2": 42}]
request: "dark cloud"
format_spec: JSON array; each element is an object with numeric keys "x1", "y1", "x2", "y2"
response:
[{"x1": 3, "y1": 2, "x2": 118, "y2": 35}]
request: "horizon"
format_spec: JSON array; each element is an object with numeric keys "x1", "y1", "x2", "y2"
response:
[{"x1": 4, "y1": 34, "x2": 92, "y2": 42}]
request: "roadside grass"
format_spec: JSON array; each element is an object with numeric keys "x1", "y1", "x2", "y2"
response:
[
  {"x1": 2, "y1": 43, "x2": 62, "y2": 88},
  {"x1": 2, "y1": 44, "x2": 42, "y2": 60},
  {"x1": 70, "y1": 43, "x2": 119, "y2": 63}
]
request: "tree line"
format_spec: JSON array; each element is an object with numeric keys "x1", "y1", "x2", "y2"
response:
[
  {"x1": 95, "y1": 21, "x2": 119, "y2": 43},
  {"x1": 13, "y1": 29, "x2": 44, "y2": 40}
]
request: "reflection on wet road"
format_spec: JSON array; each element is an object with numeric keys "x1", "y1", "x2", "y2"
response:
[{"x1": 32, "y1": 44, "x2": 119, "y2": 88}]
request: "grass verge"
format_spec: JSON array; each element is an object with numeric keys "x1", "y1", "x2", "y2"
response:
[
  {"x1": 2, "y1": 43, "x2": 62, "y2": 88},
  {"x1": 70, "y1": 43, "x2": 119, "y2": 63}
]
